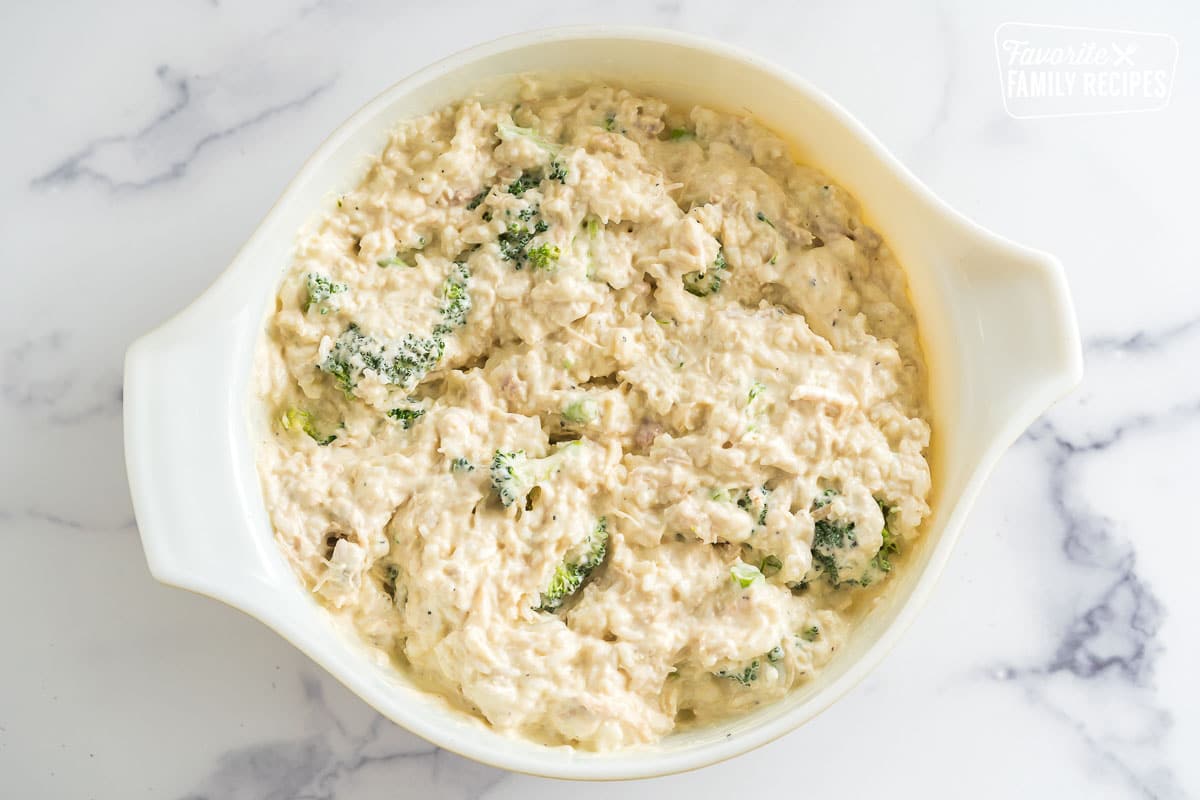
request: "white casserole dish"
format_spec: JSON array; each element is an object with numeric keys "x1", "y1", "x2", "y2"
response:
[{"x1": 123, "y1": 26, "x2": 1083, "y2": 780}]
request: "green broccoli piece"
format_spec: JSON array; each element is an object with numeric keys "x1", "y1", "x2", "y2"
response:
[
  {"x1": 535, "y1": 517, "x2": 610, "y2": 613},
  {"x1": 872, "y1": 499, "x2": 899, "y2": 573},
  {"x1": 498, "y1": 223, "x2": 534, "y2": 263},
  {"x1": 801, "y1": 625, "x2": 820, "y2": 642},
  {"x1": 755, "y1": 211, "x2": 776, "y2": 229},
  {"x1": 498, "y1": 219, "x2": 549, "y2": 268},
  {"x1": 304, "y1": 272, "x2": 347, "y2": 312},
  {"x1": 808, "y1": 493, "x2": 898, "y2": 586},
  {"x1": 507, "y1": 171, "x2": 541, "y2": 196},
  {"x1": 682, "y1": 248, "x2": 728, "y2": 297},
  {"x1": 490, "y1": 450, "x2": 533, "y2": 508},
  {"x1": 376, "y1": 254, "x2": 411, "y2": 268},
  {"x1": 321, "y1": 260, "x2": 468, "y2": 397},
  {"x1": 730, "y1": 561, "x2": 763, "y2": 588},
  {"x1": 466, "y1": 189, "x2": 489, "y2": 210},
  {"x1": 497, "y1": 121, "x2": 560, "y2": 155},
  {"x1": 760, "y1": 554, "x2": 783, "y2": 577},
  {"x1": 527, "y1": 243, "x2": 561, "y2": 271},
  {"x1": 748, "y1": 380, "x2": 766, "y2": 404},
  {"x1": 715, "y1": 659, "x2": 760, "y2": 686},
  {"x1": 683, "y1": 269, "x2": 722, "y2": 297},
  {"x1": 319, "y1": 323, "x2": 444, "y2": 395},
  {"x1": 506, "y1": 161, "x2": 565, "y2": 197},
  {"x1": 603, "y1": 113, "x2": 617, "y2": 131},
  {"x1": 432, "y1": 262, "x2": 471, "y2": 335},
  {"x1": 668, "y1": 127, "x2": 692, "y2": 140},
  {"x1": 280, "y1": 407, "x2": 336, "y2": 446},
  {"x1": 811, "y1": 488, "x2": 838, "y2": 510},
  {"x1": 450, "y1": 457, "x2": 474, "y2": 473},
  {"x1": 766, "y1": 645, "x2": 785, "y2": 663},
  {"x1": 561, "y1": 396, "x2": 599, "y2": 425},
  {"x1": 811, "y1": 517, "x2": 857, "y2": 587},
  {"x1": 386, "y1": 407, "x2": 425, "y2": 429},
  {"x1": 735, "y1": 485, "x2": 771, "y2": 529},
  {"x1": 490, "y1": 443, "x2": 582, "y2": 509}
]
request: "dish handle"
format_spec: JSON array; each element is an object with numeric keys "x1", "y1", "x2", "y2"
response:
[
  {"x1": 953, "y1": 232, "x2": 1084, "y2": 446},
  {"x1": 124, "y1": 297, "x2": 282, "y2": 612}
]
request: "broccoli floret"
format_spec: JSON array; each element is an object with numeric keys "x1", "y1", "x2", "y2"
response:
[
  {"x1": 386, "y1": 334, "x2": 444, "y2": 388},
  {"x1": 536, "y1": 517, "x2": 609, "y2": 613},
  {"x1": 498, "y1": 219, "x2": 550, "y2": 269},
  {"x1": 668, "y1": 127, "x2": 692, "y2": 140},
  {"x1": 872, "y1": 499, "x2": 899, "y2": 573},
  {"x1": 507, "y1": 171, "x2": 540, "y2": 196},
  {"x1": 497, "y1": 121, "x2": 560, "y2": 155},
  {"x1": 527, "y1": 243, "x2": 561, "y2": 271},
  {"x1": 713, "y1": 645, "x2": 794, "y2": 684},
  {"x1": 734, "y1": 485, "x2": 770, "y2": 529},
  {"x1": 304, "y1": 272, "x2": 347, "y2": 312},
  {"x1": 748, "y1": 380, "x2": 766, "y2": 404},
  {"x1": 319, "y1": 323, "x2": 444, "y2": 395},
  {"x1": 386, "y1": 407, "x2": 425, "y2": 429},
  {"x1": 466, "y1": 189, "x2": 489, "y2": 210},
  {"x1": 810, "y1": 517, "x2": 857, "y2": 587},
  {"x1": 808, "y1": 493, "x2": 898, "y2": 587},
  {"x1": 812, "y1": 488, "x2": 838, "y2": 509},
  {"x1": 603, "y1": 113, "x2": 617, "y2": 131},
  {"x1": 682, "y1": 248, "x2": 728, "y2": 297},
  {"x1": 450, "y1": 457, "x2": 474, "y2": 473},
  {"x1": 561, "y1": 396, "x2": 599, "y2": 426},
  {"x1": 319, "y1": 325, "x2": 386, "y2": 394},
  {"x1": 321, "y1": 261, "x2": 468, "y2": 398},
  {"x1": 376, "y1": 254, "x2": 411, "y2": 268},
  {"x1": 683, "y1": 269, "x2": 722, "y2": 297},
  {"x1": 801, "y1": 625, "x2": 820, "y2": 642},
  {"x1": 760, "y1": 554, "x2": 783, "y2": 577},
  {"x1": 506, "y1": 161, "x2": 565, "y2": 197},
  {"x1": 490, "y1": 443, "x2": 582, "y2": 509},
  {"x1": 280, "y1": 407, "x2": 336, "y2": 446},
  {"x1": 377, "y1": 562, "x2": 406, "y2": 604},
  {"x1": 715, "y1": 659, "x2": 760, "y2": 686},
  {"x1": 432, "y1": 262, "x2": 471, "y2": 335},
  {"x1": 498, "y1": 223, "x2": 534, "y2": 264},
  {"x1": 490, "y1": 450, "x2": 533, "y2": 508},
  {"x1": 730, "y1": 561, "x2": 763, "y2": 588},
  {"x1": 755, "y1": 211, "x2": 776, "y2": 229}
]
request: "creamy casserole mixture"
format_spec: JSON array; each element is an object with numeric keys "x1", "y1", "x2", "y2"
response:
[{"x1": 255, "y1": 83, "x2": 932, "y2": 750}]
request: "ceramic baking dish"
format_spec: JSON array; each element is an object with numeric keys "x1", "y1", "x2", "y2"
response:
[{"x1": 124, "y1": 26, "x2": 1083, "y2": 780}]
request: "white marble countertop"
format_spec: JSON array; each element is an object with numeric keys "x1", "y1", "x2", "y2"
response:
[{"x1": 3, "y1": 1, "x2": 1197, "y2": 797}]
